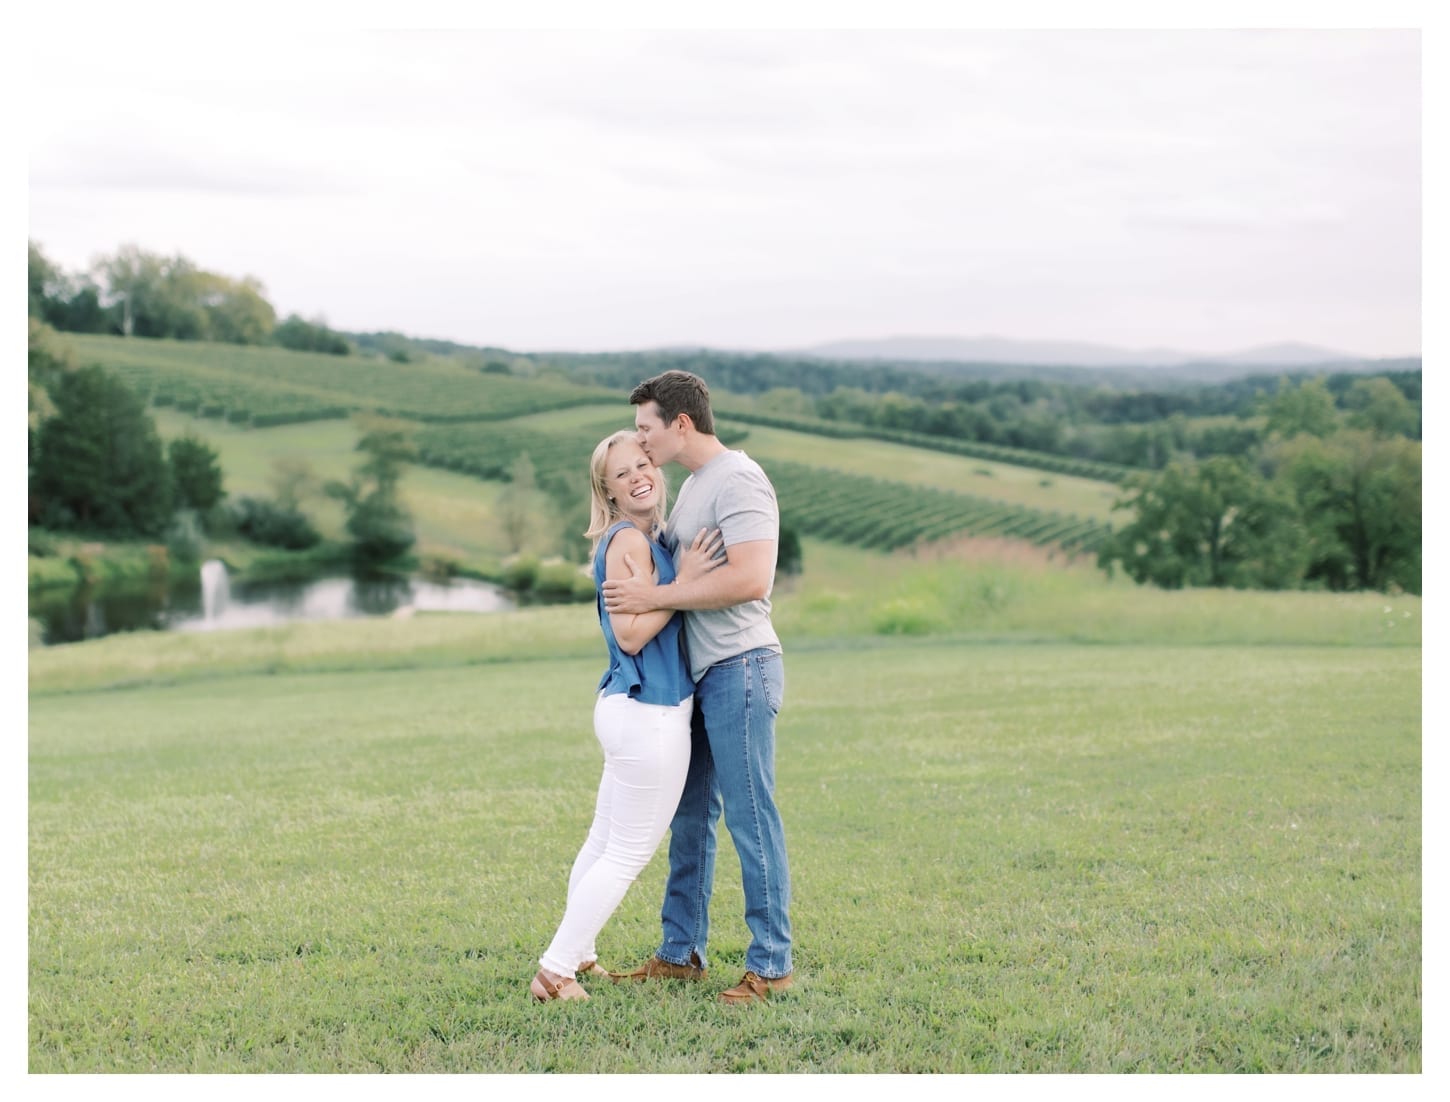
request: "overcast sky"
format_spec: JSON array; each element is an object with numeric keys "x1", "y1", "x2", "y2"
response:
[{"x1": 26, "y1": 21, "x2": 1422, "y2": 359}]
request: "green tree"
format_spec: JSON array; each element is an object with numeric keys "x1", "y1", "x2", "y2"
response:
[
  {"x1": 28, "y1": 320, "x2": 71, "y2": 492},
  {"x1": 498, "y1": 452, "x2": 548, "y2": 556},
  {"x1": 1273, "y1": 430, "x2": 1421, "y2": 593},
  {"x1": 326, "y1": 420, "x2": 416, "y2": 565},
  {"x1": 28, "y1": 241, "x2": 63, "y2": 319},
  {"x1": 30, "y1": 242, "x2": 112, "y2": 333},
  {"x1": 1344, "y1": 377, "x2": 1419, "y2": 439},
  {"x1": 28, "y1": 319, "x2": 70, "y2": 432},
  {"x1": 197, "y1": 272, "x2": 276, "y2": 345},
  {"x1": 228, "y1": 497, "x2": 321, "y2": 550},
  {"x1": 268, "y1": 457, "x2": 320, "y2": 512},
  {"x1": 1265, "y1": 377, "x2": 1339, "y2": 440},
  {"x1": 1098, "y1": 456, "x2": 1306, "y2": 589},
  {"x1": 168, "y1": 435, "x2": 226, "y2": 512},
  {"x1": 776, "y1": 523, "x2": 803, "y2": 579},
  {"x1": 755, "y1": 386, "x2": 814, "y2": 417},
  {"x1": 95, "y1": 245, "x2": 196, "y2": 338},
  {"x1": 539, "y1": 469, "x2": 590, "y2": 563},
  {"x1": 274, "y1": 314, "x2": 351, "y2": 355},
  {"x1": 30, "y1": 365, "x2": 173, "y2": 535},
  {"x1": 93, "y1": 244, "x2": 277, "y2": 343}
]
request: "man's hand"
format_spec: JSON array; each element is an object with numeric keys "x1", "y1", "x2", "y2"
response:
[
  {"x1": 676, "y1": 528, "x2": 724, "y2": 584},
  {"x1": 601, "y1": 552, "x2": 659, "y2": 615},
  {"x1": 603, "y1": 528, "x2": 724, "y2": 615}
]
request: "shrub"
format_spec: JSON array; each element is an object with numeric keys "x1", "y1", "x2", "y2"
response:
[
  {"x1": 168, "y1": 435, "x2": 226, "y2": 512},
  {"x1": 533, "y1": 560, "x2": 585, "y2": 601},
  {"x1": 502, "y1": 556, "x2": 539, "y2": 593},
  {"x1": 165, "y1": 509, "x2": 206, "y2": 564},
  {"x1": 229, "y1": 496, "x2": 321, "y2": 550},
  {"x1": 871, "y1": 597, "x2": 945, "y2": 636}
]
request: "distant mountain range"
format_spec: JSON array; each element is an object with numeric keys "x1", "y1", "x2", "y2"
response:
[{"x1": 791, "y1": 335, "x2": 1372, "y2": 370}]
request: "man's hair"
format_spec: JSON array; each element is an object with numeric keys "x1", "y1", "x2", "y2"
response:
[{"x1": 629, "y1": 370, "x2": 715, "y2": 435}]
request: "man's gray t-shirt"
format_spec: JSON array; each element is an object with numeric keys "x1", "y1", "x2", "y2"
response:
[{"x1": 665, "y1": 450, "x2": 782, "y2": 683}]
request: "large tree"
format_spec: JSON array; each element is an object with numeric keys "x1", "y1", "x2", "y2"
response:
[
  {"x1": 274, "y1": 314, "x2": 351, "y2": 355},
  {"x1": 95, "y1": 245, "x2": 202, "y2": 339},
  {"x1": 1273, "y1": 430, "x2": 1421, "y2": 594},
  {"x1": 497, "y1": 452, "x2": 544, "y2": 555},
  {"x1": 30, "y1": 365, "x2": 173, "y2": 535},
  {"x1": 1344, "y1": 377, "x2": 1419, "y2": 439},
  {"x1": 326, "y1": 420, "x2": 416, "y2": 565},
  {"x1": 195, "y1": 271, "x2": 276, "y2": 345},
  {"x1": 93, "y1": 244, "x2": 276, "y2": 344},
  {"x1": 28, "y1": 241, "x2": 63, "y2": 319},
  {"x1": 168, "y1": 435, "x2": 226, "y2": 512},
  {"x1": 1097, "y1": 457, "x2": 1307, "y2": 589},
  {"x1": 30, "y1": 241, "x2": 111, "y2": 333},
  {"x1": 1265, "y1": 377, "x2": 1340, "y2": 440}
]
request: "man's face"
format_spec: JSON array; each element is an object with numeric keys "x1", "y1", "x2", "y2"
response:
[{"x1": 635, "y1": 400, "x2": 683, "y2": 466}]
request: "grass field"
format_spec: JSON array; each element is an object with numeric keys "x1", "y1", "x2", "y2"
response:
[
  {"x1": 27, "y1": 343, "x2": 1425, "y2": 1074},
  {"x1": 28, "y1": 578, "x2": 1421, "y2": 1073}
]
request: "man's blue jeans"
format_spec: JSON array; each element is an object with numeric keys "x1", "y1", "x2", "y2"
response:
[{"x1": 656, "y1": 647, "x2": 792, "y2": 979}]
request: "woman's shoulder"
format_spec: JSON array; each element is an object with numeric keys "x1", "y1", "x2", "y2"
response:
[{"x1": 602, "y1": 523, "x2": 652, "y2": 562}]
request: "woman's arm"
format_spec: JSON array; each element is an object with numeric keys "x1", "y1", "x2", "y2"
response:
[
  {"x1": 604, "y1": 527, "x2": 674, "y2": 656},
  {"x1": 603, "y1": 537, "x2": 775, "y2": 615}
]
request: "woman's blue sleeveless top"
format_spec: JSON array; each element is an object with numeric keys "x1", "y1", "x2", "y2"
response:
[{"x1": 594, "y1": 521, "x2": 693, "y2": 705}]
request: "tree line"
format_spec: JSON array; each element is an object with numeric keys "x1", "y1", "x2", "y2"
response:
[
  {"x1": 1096, "y1": 376, "x2": 1420, "y2": 594},
  {"x1": 29, "y1": 241, "x2": 353, "y2": 355},
  {"x1": 536, "y1": 348, "x2": 1421, "y2": 471}
]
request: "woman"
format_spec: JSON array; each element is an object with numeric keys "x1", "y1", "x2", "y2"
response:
[{"x1": 530, "y1": 430, "x2": 721, "y2": 1002}]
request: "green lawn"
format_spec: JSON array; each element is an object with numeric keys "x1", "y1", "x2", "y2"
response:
[{"x1": 29, "y1": 610, "x2": 1420, "y2": 1072}]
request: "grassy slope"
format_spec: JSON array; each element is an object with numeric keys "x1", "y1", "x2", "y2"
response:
[{"x1": 515, "y1": 402, "x2": 1123, "y2": 520}]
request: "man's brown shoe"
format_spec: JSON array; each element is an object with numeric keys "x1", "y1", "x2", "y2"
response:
[
  {"x1": 610, "y1": 952, "x2": 706, "y2": 983},
  {"x1": 719, "y1": 971, "x2": 793, "y2": 1005}
]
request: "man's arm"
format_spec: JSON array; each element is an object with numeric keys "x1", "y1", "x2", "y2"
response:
[{"x1": 601, "y1": 539, "x2": 775, "y2": 615}]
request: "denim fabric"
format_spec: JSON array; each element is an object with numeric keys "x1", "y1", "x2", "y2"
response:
[
  {"x1": 594, "y1": 521, "x2": 693, "y2": 707},
  {"x1": 656, "y1": 647, "x2": 791, "y2": 979}
]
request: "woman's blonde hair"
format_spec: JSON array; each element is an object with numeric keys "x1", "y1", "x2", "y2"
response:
[{"x1": 584, "y1": 430, "x2": 668, "y2": 552}]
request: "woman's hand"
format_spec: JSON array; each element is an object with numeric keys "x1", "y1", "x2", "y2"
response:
[{"x1": 675, "y1": 527, "x2": 725, "y2": 585}]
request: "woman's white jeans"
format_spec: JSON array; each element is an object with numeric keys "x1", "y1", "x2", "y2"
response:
[{"x1": 539, "y1": 691, "x2": 693, "y2": 977}]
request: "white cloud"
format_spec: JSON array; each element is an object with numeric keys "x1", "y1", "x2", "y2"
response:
[{"x1": 25, "y1": 27, "x2": 1421, "y2": 356}]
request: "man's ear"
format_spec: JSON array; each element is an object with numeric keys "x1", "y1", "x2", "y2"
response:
[{"x1": 673, "y1": 412, "x2": 695, "y2": 433}]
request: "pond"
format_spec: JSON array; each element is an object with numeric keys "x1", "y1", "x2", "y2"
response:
[{"x1": 30, "y1": 560, "x2": 519, "y2": 646}]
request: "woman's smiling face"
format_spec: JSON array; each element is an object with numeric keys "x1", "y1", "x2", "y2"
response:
[{"x1": 606, "y1": 439, "x2": 661, "y2": 522}]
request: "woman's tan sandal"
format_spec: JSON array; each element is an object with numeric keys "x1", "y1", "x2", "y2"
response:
[
  {"x1": 577, "y1": 960, "x2": 610, "y2": 978},
  {"x1": 531, "y1": 969, "x2": 590, "y2": 1002}
]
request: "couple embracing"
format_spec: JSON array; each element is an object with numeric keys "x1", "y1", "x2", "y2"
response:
[{"x1": 529, "y1": 369, "x2": 793, "y2": 1007}]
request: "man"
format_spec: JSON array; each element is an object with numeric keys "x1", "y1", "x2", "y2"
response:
[{"x1": 601, "y1": 370, "x2": 793, "y2": 1006}]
